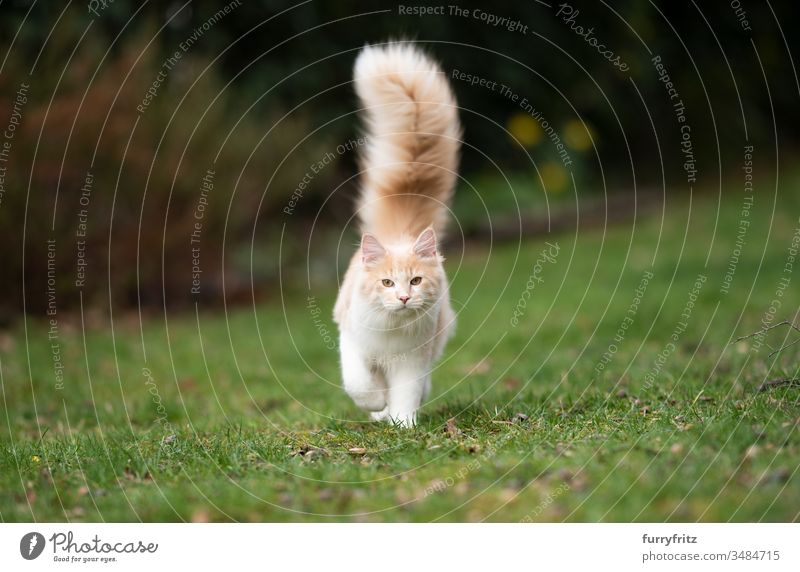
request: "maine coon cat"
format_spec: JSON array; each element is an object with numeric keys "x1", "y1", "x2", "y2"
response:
[{"x1": 333, "y1": 42, "x2": 461, "y2": 427}]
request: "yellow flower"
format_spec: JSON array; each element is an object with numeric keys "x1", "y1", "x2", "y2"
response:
[
  {"x1": 507, "y1": 112, "x2": 542, "y2": 147},
  {"x1": 563, "y1": 119, "x2": 594, "y2": 151},
  {"x1": 540, "y1": 161, "x2": 568, "y2": 193},
  {"x1": 31, "y1": 455, "x2": 41, "y2": 463}
]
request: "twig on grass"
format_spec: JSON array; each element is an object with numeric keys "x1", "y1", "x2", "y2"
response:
[
  {"x1": 731, "y1": 320, "x2": 800, "y2": 357},
  {"x1": 732, "y1": 320, "x2": 800, "y2": 358},
  {"x1": 767, "y1": 337, "x2": 800, "y2": 359},
  {"x1": 733, "y1": 319, "x2": 800, "y2": 393},
  {"x1": 757, "y1": 378, "x2": 800, "y2": 392}
]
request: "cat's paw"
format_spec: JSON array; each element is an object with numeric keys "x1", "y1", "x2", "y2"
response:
[
  {"x1": 370, "y1": 407, "x2": 390, "y2": 422},
  {"x1": 390, "y1": 412, "x2": 417, "y2": 428},
  {"x1": 371, "y1": 408, "x2": 417, "y2": 427}
]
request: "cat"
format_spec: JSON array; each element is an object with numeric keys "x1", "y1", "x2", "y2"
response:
[{"x1": 333, "y1": 42, "x2": 461, "y2": 427}]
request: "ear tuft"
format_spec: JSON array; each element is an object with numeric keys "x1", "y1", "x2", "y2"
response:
[
  {"x1": 361, "y1": 233, "x2": 386, "y2": 265},
  {"x1": 413, "y1": 227, "x2": 437, "y2": 258}
]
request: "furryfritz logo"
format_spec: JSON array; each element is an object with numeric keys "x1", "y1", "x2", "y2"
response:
[{"x1": 20, "y1": 532, "x2": 46, "y2": 560}]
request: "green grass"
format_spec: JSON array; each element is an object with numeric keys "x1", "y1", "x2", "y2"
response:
[{"x1": 2, "y1": 185, "x2": 799, "y2": 522}]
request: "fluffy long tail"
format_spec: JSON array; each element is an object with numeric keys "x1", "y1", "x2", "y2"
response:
[{"x1": 353, "y1": 42, "x2": 461, "y2": 241}]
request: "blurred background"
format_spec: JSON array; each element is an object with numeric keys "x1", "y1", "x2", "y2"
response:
[{"x1": 0, "y1": 0, "x2": 797, "y2": 321}]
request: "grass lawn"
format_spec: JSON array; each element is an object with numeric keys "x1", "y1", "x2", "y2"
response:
[{"x1": 2, "y1": 185, "x2": 799, "y2": 522}]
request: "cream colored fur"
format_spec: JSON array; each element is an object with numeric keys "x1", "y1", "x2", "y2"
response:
[{"x1": 333, "y1": 42, "x2": 461, "y2": 427}]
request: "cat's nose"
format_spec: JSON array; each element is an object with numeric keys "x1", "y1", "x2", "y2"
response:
[{"x1": 399, "y1": 295, "x2": 410, "y2": 304}]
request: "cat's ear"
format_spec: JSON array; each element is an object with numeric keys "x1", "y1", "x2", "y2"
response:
[
  {"x1": 361, "y1": 233, "x2": 386, "y2": 265},
  {"x1": 413, "y1": 227, "x2": 437, "y2": 258}
]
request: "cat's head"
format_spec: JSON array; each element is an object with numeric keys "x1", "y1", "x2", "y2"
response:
[{"x1": 359, "y1": 227, "x2": 445, "y2": 314}]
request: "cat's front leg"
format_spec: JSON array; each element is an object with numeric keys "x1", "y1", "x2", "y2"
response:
[
  {"x1": 421, "y1": 376, "x2": 432, "y2": 403},
  {"x1": 340, "y1": 334, "x2": 386, "y2": 412},
  {"x1": 385, "y1": 360, "x2": 431, "y2": 427},
  {"x1": 370, "y1": 407, "x2": 390, "y2": 422}
]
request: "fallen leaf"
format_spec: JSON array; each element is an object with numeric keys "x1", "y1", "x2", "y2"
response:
[
  {"x1": 463, "y1": 359, "x2": 491, "y2": 375},
  {"x1": 762, "y1": 468, "x2": 790, "y2": 484},
  {"x1": 395, "y1": 488, "x2": 413, "y2": 504},
  {"x1": 454, "y1": 481, "x2": 470, "y2": 496},
  {"x1": 290, "y1": 445, "x2": 327, "y2": 459},
  {"x1": 302, "y1": 448, "x2": 324, "y2": 460},
  {"x1": 191, "y1": 509, "x2": 210, "y2": 523},
  {"x1": 425, "y1": 479, "x2": 447, "y2": 494},
  {"x1": 178, "y1": 378, "x2": 197, "y2": 392},
  {"x1": 445, "y1": 417, "x2": 461, "y2": 438},
  {"x1": 555, "y1": 443, "x2": 574, "y2": 457},
  {"x1": 498, "y1": 487, "x2": 518, "y2": 502}
]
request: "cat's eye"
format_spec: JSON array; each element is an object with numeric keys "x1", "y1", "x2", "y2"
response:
[
  {"x1": 410, "y1": 276, "x2": 422, "y2": 285},
  {"x1": 382, "y1": 279, "x2": 394, "y2": 287}
]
